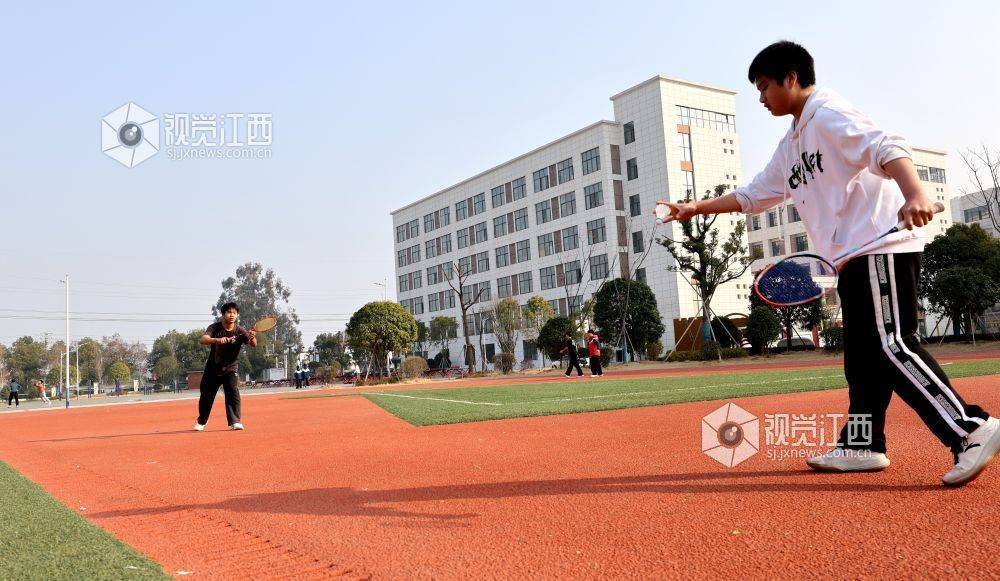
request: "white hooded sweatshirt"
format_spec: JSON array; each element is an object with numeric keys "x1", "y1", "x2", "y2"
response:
[{"x1": 733, "y1": 87, "x2": 926, "y2": 264}]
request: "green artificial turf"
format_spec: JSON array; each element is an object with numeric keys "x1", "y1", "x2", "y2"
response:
[
  {"x1": 0, "y1": 461, "x2": 167, "y2": 580},
  {"x1": 362, "y1": 360, "x2": 1000, "y2": 426}
]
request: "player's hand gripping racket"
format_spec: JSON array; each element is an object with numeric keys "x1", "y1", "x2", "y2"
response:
[{"x1": 752, "y1": 202, "x2": 945, "y2": 307}]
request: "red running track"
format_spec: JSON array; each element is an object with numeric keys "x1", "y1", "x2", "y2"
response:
[{"x1": 2, "y1": 372, "x2": 999, "y2": 578}]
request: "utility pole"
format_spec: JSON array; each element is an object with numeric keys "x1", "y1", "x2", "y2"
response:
[{"x1": 62, "y1": 275, "x2": 70, "y2": 408}]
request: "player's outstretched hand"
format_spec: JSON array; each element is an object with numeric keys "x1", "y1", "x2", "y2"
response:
[
  {"x1": 899, "y1": 196, "x2": 936, "y2": 230},
  {"x1": 657, "y1": 200, "x2": 699, "y2": 223}
]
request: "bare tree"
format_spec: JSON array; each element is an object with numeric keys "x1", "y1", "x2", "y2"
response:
[
  {"x1": 443, "y1": 260, "x2": 489, "y2": 372},
  {"x1": 959, "y1": 145, "x2": 1000, "y2": 232}
]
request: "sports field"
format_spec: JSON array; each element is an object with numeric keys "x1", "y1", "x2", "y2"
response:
[{"x1": 2, "y1": 352, "x2": 999, "y2": 578}]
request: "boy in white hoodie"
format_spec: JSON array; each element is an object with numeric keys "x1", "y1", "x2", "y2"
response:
[{"x1": 662, "y1": 41, "x2": 999, "y2": 487}]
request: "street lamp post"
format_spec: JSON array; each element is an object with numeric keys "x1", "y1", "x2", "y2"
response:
[{"x1": 374, "y1": 280, "x2": 387, "y2": 301}]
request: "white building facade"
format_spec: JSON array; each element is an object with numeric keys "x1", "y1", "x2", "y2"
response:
[{"x1": 391, "y1": 76, "x2": 751, "y2": 367}]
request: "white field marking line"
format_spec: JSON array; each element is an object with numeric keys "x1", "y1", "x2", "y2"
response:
[
  {"x1": 516, "y1": 374, "x2": 845, "y2": 405},
  {"x1": 364, "y1": 374, "x2": 845, "y2": 407},
  {"x1": 364, "y1": 392, "x2": 504, "y2": 406}
]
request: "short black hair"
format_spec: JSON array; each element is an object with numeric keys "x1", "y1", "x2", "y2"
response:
[
  {"x1": 748, "y1": 41, "x2": 815, "y2": 88},
  {"x1": 220, "y1": 302, "x2": 239, "y2": 314}
]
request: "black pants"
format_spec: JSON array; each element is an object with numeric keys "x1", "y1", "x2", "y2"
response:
[
  {"x1": 295, "y1": 378, "x2": 302, "y2": 389},
  {"x1": 589, "y1": 356, "x2": 603, "y2": 376},
  {"x1": 197, "y1": 372, "x2": 241, "y2": 426},
  {"x1": 7, "y1": 391, "x2": 18, "y2": 406},
  {"x1": 565, "y1": 357, "x2": 583, "y2": 376},
  {"x1": 838, "y1": 253, "x2": 989, "y2": 453}
]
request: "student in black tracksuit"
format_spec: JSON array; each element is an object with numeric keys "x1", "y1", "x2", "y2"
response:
[
  {"x1": 194, "y1": 302, "x2": 257, "y2": 431},
  {"x1": 661, "y1": 41, "x2": 998, "y2": 487},
  {"x1": 560, "y1": 333, "x2": 583, "y2": 377}
]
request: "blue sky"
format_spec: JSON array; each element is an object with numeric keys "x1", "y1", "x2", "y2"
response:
[{"x1": 1, "y1": 0, "x2": 998, "y2": 350}]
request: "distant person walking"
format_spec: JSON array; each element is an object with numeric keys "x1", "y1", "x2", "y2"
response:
[
  {"x1": 7, "y1": 379, "x2": 21, "y2": 407},
  {"x1": 303, "y1": 366, "x2": 310, "y2": 387},
  {"x1": 294, "y1": 366, "x2": 302, "y2": 389},
  {"x1": 560, "y1": 333, "x2": 584, "y2": 378},
  {"x1": 586, "y1": 330, "x2": 603, "y2": 377}
]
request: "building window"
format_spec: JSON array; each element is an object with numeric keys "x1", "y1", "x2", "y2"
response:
[
  {"x1": 538, "y1": 233, "x2": 555, "y2": 257},
  {"x1": 635, "y1": 267, "x2": 646, "y2": 284},
  {"x1": 682, "y1": 170, "x2": 694, "y2": 197},
  {"x1": 789, "y1": 205, "x2": 801, "y2": 222},
  {"x1": 512, "y1": 177, "x2": 526, "y2": 200},
  {"x1": 564, "y1": 261, "x2": 582, "y2": 285},
  {"x1": 965, "y1": 205, "x2": 989, "y2": 222},
  {"x1": 624, "y1": 121, "x2": 635, "y2": 144},
  {"x1": 472, "y1": 193, "x2": 485, "y2": 215},
  {"x1": 584, "y1": 182, "x2": 604, "y2": 209},
  {"x1": 589, "y1": 254, "x2": 609, "y2": 280},
  {"x1": 457, "y1": 228, "x2": 470, "y2": 249},
  {"x1": 516, "y1": 239, "x2": 531, "y2": 262},
  {"x1": 561, "y1": 226, "x2": 579, "y2": 251},
  {"x1": 929, "y1": 167, "x2": 947, "y2": 183},
  {"x1": 455, "y1": 199, "x2": 469, "y2": 221},
  {"x1": 587, "y1": 218, "x2": 606, "y2": 244},
  {"x1": 559, "y1": 192, "x2": 577, "y2": 217},
  {"x1": 582, "y1": 147, "x2": 601, "y2": 175},
  {"x1": 769, "y1": 238, "x2": 785, "y2": 257},
  {"x1": 517, "y1": 272, "x2": 532, "y2": 294},
  {"x1": 767, "y1": 210, "x2": 780, "y2": 228},
  {"x1": 535, "y1": 200, "x2": 553, "y2": 225},
  {"x1": 533, "y1": 168, "x2": 550, "y2": 192},
  {"x1": 676, "y1": 105, "x2": 737, "y2": 133},
  {"x1": 427, "y1": 265, "x2": 444, "y2": 285},
  {"x1": 476, "y1": 251, "x2": 489, "y2": 272},
  {"x1": 523, "y1": 340, "x2": 538, "y2": 361},
  {"x1": 497, "y1": 276, "x2": 512, "y2": 298},
  {"x1": 513, "y1": 207, "x2": 528, "y2": 231},
  {"x1": 626, "y1": 158, "x2": 638, "y2": 181},
  {"x1": 629, "y1": 194, "x2": 641, "y2": 217},
  {"x1": 540, "y1": 266, "x2": 557, "y2": 290},
  {"x1": 792, "y1": 233, "x2": 809, "y2": 253},
  {"x1": 750, "y1": 242, "x2": 764, "y2": 260},
  {"x1": 678, "y1": 132, "x2": 693, "y2": 164},
  {"x1": 395, "y1": 219, "x2": 419, "y2": 243},
  {"x1": 428, "y1": 292, "x2": 440, "y2": 312},
  {"x1": 557, "y1": 158, "x2": 574, "y2": 184},
  {"x1": 493, "y1": 215, "x2": 508, "y2": 238},
  {"x1": 474, "y1": 222, "x2": 488, "y2": 244},
  {"x1": 632, "y1": 231, "x2": 645, "y2": 254},
  {"x1": 750, "y1": 215, "x2": 761, "y2": 231},
  {"x1": 495, "y1": 245, "x2": 510, "y2": 268},
  {"x1": 491, "y1": 185, "x2": 506, "y2": 208}
]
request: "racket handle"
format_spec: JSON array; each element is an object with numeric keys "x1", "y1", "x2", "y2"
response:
[{"x1": 895, "y1": 201, "x2": 945, "y2": 230}]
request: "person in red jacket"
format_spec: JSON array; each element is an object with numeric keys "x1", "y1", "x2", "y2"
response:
[{"x1": 585, "y1": 330, "x2": 603, "y2": 377}]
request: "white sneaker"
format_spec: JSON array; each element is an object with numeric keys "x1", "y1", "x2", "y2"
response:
[
  {"x1": 943, "y1": 417, "x2": 1000, "y2": 487},
  {"x1": 231, "y1": 423, "x2": 245, "y2": 431},
  {"x1": 806, "y1": 448, "x2": 890, "y2": 472},
  {"x1": 194, "y1": 423, "x2": 205, "y2": 431}
]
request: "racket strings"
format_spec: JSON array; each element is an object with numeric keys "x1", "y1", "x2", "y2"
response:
[{"x1": 755, "y1": 257, "x2": 833, "y2": 306}]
